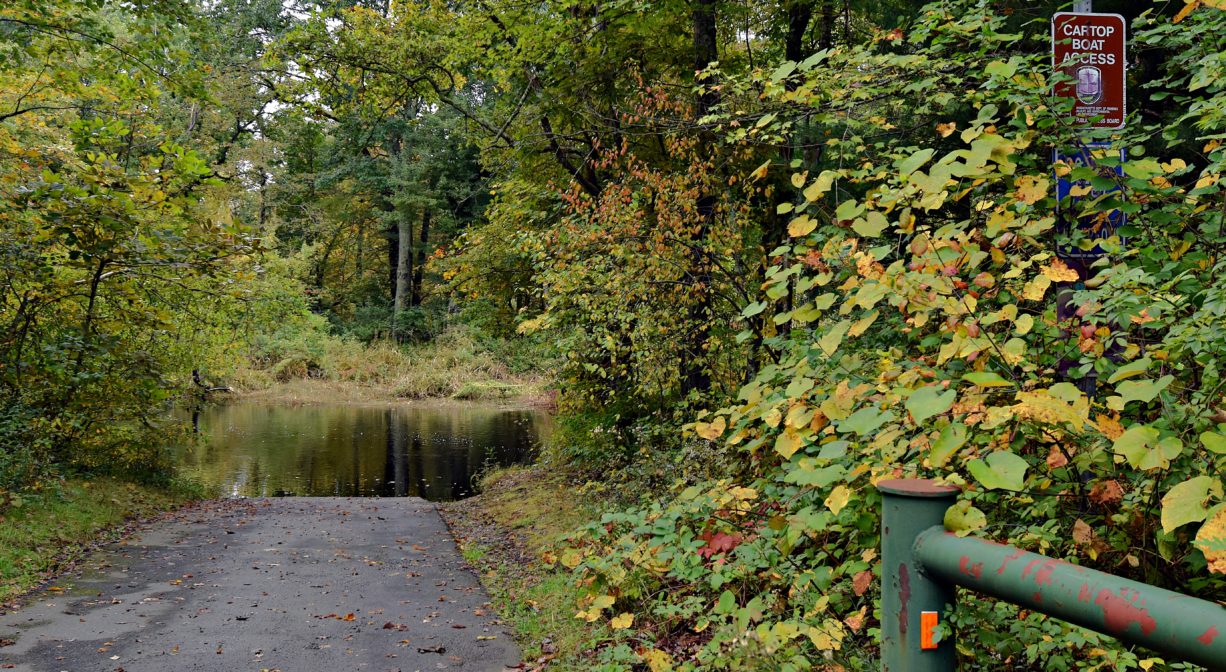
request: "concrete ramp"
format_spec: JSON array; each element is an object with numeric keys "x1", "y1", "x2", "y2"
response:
[{"x1": 0, "y1": 498, "x2": 520, "y2": 671}]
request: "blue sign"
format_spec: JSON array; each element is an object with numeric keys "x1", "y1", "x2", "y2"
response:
[{"x1": 1054, "y1": 143, "x2": 1126, "y2": 259}]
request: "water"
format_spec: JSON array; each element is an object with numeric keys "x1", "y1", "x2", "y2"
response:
[{"x1": 175, "y1": 402, "x2": 551, "y2": 501}]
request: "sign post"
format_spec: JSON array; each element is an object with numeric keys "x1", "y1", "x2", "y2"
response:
[
  {"x1": 1050, "y1": 7, "x2": 1128, "y2": 396},
  {"x1": 1054, "y1": 143, "x2": 1126, "y2": 261},
  {"x1": 1051, "y1": 12, "x2": 1127, "y2": 129}
]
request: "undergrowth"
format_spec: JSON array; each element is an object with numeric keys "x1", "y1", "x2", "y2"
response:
[
  {"x1": 0, "y1": 477, "x2": 195, "y2": 601},
  {"x1": 229, "y1": 325, "x2": 554, "y2": 401}
]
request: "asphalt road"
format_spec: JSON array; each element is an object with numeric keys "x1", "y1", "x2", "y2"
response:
[{"x1": 0, "y1": 498, "x2": 521, "y2": 671}]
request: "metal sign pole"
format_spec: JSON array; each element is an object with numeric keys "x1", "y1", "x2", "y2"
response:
[{"x1": 1074, "y1": 0, "x2": 1092, "y2": 12}]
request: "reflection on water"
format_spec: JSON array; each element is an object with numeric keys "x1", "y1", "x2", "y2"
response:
[{"x1": 176, "y1": 402, "x2": 550, "y2": 501}]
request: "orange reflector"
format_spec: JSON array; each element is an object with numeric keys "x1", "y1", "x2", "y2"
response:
[{"x1": 920, "y1": 611, "x2": 939, "y2": 650}]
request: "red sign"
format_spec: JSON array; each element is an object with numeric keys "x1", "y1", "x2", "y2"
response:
[{"x1": 1051, "y1": 12, "x2": 1127, "y2": 129}]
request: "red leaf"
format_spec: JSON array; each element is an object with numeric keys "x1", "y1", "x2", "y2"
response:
[{"x1": 697, "y1": 531, "x2": 742, "y2": 559}]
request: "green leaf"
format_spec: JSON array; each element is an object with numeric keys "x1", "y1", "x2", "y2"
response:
[
  {"x1": 816, "y1": 440, "x2": 848, "y2": 460},
  {"x1": 798, "y1": 50, "x2": 828, "y2": 70},
  {"x1": 839, "y1": 407, "x2": 893, "y2": 436},
  {"x1": 785, "y1": 377, "x2": 815, "y2": 397},
  {"x1": 1114, "y1": 375, "x2": 1174, "y2": 405},
  {"x1": 741, "y1": 301, "x2": 767, "y2": 318},
  {"x1": 963, "y1": 371, "x2": 1013, "y2": 388},
  {"x1": 1161, "y1": 476, "x2": 1217, "y2": 533},
  {"x1": 770, "y1": 62, "x2": 796, "y2": 83},
  {"x1": 852, "y1": 211, "x2": 889, "y2": 238},
  {"x1": 929, "y1": 422, "x2": 967, "y2": 468},
  {"x1": 1113, "y1": 425, "x2": 1184, "y2": 471},
  {"x1": 784, "y1": 462, "x2": 847, "y2": 488},
  {"x1": 966, "y1": 451, "x2": 1028, "y2": 491},
  {"x1": 1106, "y1": 357, "x2": 1152, "y2": 384},
  {"x1": 834, "y1": 199, "x2": 864, "y2": 221},
  {"x1": 984, "y1": 59, "x2": 1017, "y2": 78},
  {"x1": 906, "y1": 386, "x2": 957, "y2": 425},
  {"x1": 818, "y1": 320, "x2": 850, "y2": 356},
  {"x1": 792, "y1": 302, "x2": 825, "y2": 323},
  {"x1": 944, "y1": 500, "x2": 987, "y2": 536},
  {"x1": 1201, "y1": 431, "x2": 1226, "y2": 455},
  {"x1": 897, "y1": 148, "x2": 936, "y2": 176},
  {"x1": 1126, "y1": 158, "x2": 1162, "y2": 180}
]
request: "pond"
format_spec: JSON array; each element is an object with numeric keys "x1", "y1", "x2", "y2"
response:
[{"x1": 175, "y1": 402, "x2": 551, "y2": 501}]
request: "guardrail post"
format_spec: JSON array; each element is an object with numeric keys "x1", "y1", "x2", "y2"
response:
[{"x1": 879, "y1": 478, "x2": 960, "y2": 672}]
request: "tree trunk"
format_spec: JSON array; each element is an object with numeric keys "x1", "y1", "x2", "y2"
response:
[
  {"x1": 786, "y1": 1, "x2": 814, "y2": 63},
  {"x1": 392, "y1": 216, "x2": 414, "y2": 340},
  {"x1": 683, "y1": 0, "x2": 719, "y2": 397},
  {"x1": 412, "y1": 209, "x2": 430, "y2": 307},
  {"x1": 821, "y1": 0, "x2": 835, "y2": 51},
  {"x1": 693, "y1": 0, "x2": 719, "y2": 112},
  {"x1": 385, "y1": 215, "x2": 398, "y2": 302}
]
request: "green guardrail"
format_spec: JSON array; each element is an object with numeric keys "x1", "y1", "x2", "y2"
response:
[{"x1": 878, "y1": 478, "x2": 1226, "y2": 672}]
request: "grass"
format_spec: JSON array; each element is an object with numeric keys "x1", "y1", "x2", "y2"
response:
[
  {"x1": 473, "y1": 466, "x2": 592, "y2": 550},
  {"x1": 439, "y1": 465, "x2": 605, "y2": 670},
  {"x1": 0, "y1": 477, "x2": 194, "y2": 601},
  {"x1": 233, "y1": 326, "x2": 554, "y2": 405}
]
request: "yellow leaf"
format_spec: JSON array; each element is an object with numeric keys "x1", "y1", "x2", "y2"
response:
[
  {"x1": 1195, "y1": 173, "x2": 1221, "y2": 190},
  {"x1": 788, "y1": 215, "x2": 817, "y2": 237},
  {"x1": 610, "y1": 612, "x2": 634, "y2": 629},
  {"x1": 750, "y1": 161, "x2": 770, "y2": 181},
  {"x1": 1021, "y1": 275, "x2": 1051, "y2": 301},
  {"x1": 1069, "y1": 184, "x2": 1092, "y2": 197},
  {"x1": 591, "y1": 595, "x2": 615, "y2": 610},
  {"x1": 729, "y1": 486, "x2": 758, "y2": 501},
  {"x1": 848, "y1": 310, "x2": 879, "y2": 338},
  {"x1": 1195, "y1": 505, "x2": 1226, "y2": 574},
  {"x1": 1015, "y1": 313, "x2": 1034, "y2": 335},
  {"x1": 643, "y1": 649, "x2": 674, "y2": 672},
  {"x1": 1012, "y1": 389, "x2": 1089, "y2": 428},
  {"x1": 560, "y1": 550, "x2": 583, "y2": 569},
  {"x1": 1095, "y1": 413, "x2": 1125, "y2": 440},
  {"x1": 804, "y1": 170, "x2": 837, "y2": 202},
  {"x1": 806, "y1": 619, "x2": 845, "y2": 651},
  {"x1": 825, "y1": 485, "x2": 852, "y2": 515},
  {"x1": 791, "y1": 172, "x2": 806, "y2": 188},
  {"x1": 1174, "y1": 0, "x2": 1200, "y2": 22},
  {"x1": 775, "y1": 430, "x2": 804, "y2": 459},
  {"x1": 936, "y1": 122, "x2": 957, "y2": 138},
  {"x1": 695, "y1": 416, "x2": 726, "y2": 440},
  {"x1": 575, "y1": 609, "x2": 600, "y2": 622},
  {"x1": 1041, "y1": 259, "x2": 1080, "y2": 282},
  {"x1": 1161, "y1": 158, "x2": 1187, "y2": 173},
  {"x1": 1015, "y1": 175, "x2": 1049, "y2": 204}
]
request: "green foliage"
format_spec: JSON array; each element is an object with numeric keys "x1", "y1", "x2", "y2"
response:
[
  {"x1": 0, "y1": 477, "x2": 193, "y2": 600},
  {"x1": 554, "y1": 2, "x2": 1226, "y2": 669},
  {"x1": 0, "y1": 0, "x2": 266, "y2": 487},
  {"x1": 6, "y1": 0, "x2": 1226, "y2": 669}
]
